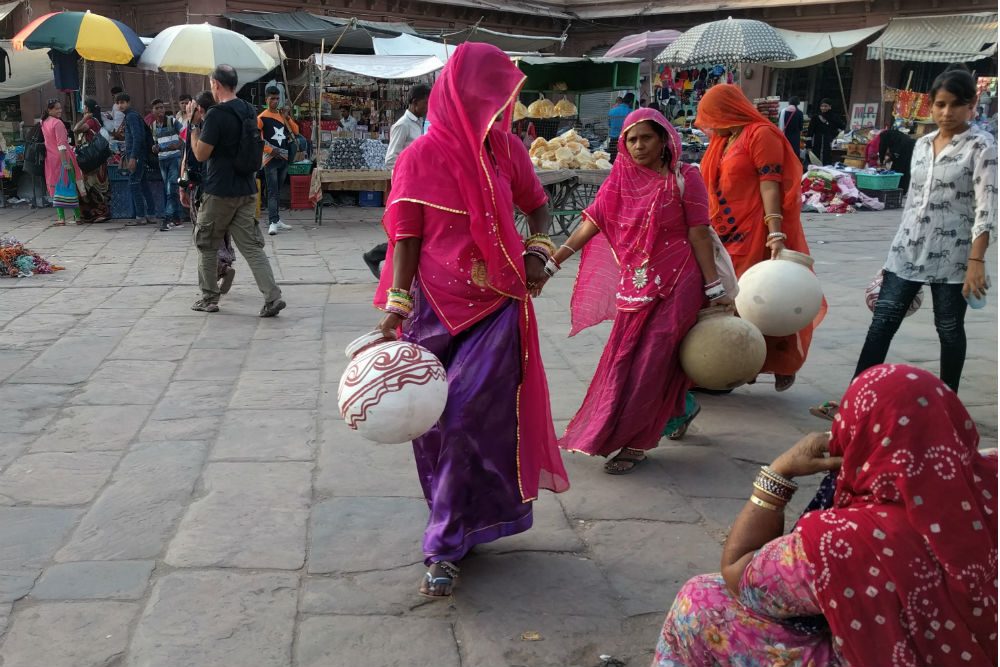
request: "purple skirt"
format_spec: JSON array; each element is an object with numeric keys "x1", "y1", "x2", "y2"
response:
[{"x1": 403, "y1": 285, "x2": 533, "y2": 565}]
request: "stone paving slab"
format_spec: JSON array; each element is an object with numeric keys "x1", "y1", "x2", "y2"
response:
[{"x1": 0, "y1": 206, "x2": 994, "y2": 666}]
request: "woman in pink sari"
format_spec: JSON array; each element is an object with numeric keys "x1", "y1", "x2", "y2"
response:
[
  {"x1": 541, "y1": 109, "x2": 731, "y2": 473},
  {"x1": 373, "y1": 43, "x2": 569, "y2": 596}
]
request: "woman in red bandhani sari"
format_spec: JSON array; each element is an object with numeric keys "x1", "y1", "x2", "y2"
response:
[
  {"x1": 373, "y1": 43, "x2": 569, "y2": 597},
  {"x1": 653, "y1": 363, "x2": 998, "y2": 666},
  {"x1": 541, "y1": 108, "x2": 732, "y2": 474},
  {"x1": 696, "y1": 84, "x2": 826, "y2": 392}
]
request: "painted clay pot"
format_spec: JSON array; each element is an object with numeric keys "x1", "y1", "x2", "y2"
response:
[
  {"x1": 680, "y1": 306, "x2": 766, "y2": 390},
  {"x1": 338, "y1": 332, "x2": 449, "y2": 444},
  {"x1": 735, "y1": 250, "x2": 824, "y2": 337}
]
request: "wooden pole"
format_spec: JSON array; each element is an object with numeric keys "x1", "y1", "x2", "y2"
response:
[
  {"x1": 829, "y1": 36, "x2": 848, "y2": 118},
  {"x1": 274, "y1": 34, "x2": 290, "y2": 95},
  {"x1": 879, "y1": 45, "x2": 886, "y2": 128}
]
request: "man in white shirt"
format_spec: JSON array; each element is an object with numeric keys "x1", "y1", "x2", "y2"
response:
[
  {"x1": 340, "y1": 106, "x2": 358, "y2": 134},
  {"x1": 363, "y1": 83, "x2": 432, "y2": 277}
]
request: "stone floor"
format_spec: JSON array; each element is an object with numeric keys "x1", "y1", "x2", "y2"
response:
[{"x1": 0, "y1": 204, "x2": 995, "y2": 667}]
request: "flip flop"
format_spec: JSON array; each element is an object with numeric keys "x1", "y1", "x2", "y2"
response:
[
  {"x1": 604, "y1": 448, "x2": 648, "y2": 475},
  {"x1": 810, "y1": 401, "x2": 839, "y2": 422},
  {"x1": 667, "y1": 405, "x2": 701, "y2": 441},
  {"x1": 419, "y1": 561, "x2": 459, "y2": 598}
]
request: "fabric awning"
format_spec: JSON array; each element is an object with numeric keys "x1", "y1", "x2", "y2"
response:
[
  {"x1": 224, "y1": 11, "x2": 409, "y2": 50},
  {"x1": 0, "y1": 39, "x2": 52, "y2": 98},
  {"x1": 372, "y1": 34, "x2": 457, "y2": 61},
  {"x1": 769, "y1": 25, "x2": 885, "y2": 69},
  {"x1": 866, "y1": 13, "x2": 998, "y2": 62},
  {"x1": 314, "y1": 53, "x2": 444, "y2": 79},
  {"x1": 0, "y1": 0, "x2": 22, "y2": 23}
]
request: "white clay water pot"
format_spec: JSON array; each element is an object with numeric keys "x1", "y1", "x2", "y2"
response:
[
  {"x1": 680, "y1": 306, "x2": 766, "y2": 390},
  {"x1": 734, "y1": 250, "x2": 824, "y2": 337},
  {"x1": 338, "y1": 332, "x2": 449, "y2": 444}
]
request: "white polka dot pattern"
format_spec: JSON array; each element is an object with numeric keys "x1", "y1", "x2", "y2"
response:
[
  {"x1": 797, "y1": 364, "x2": 998, "y2": 666},
  {"x1": 654, "y1": 18, "x2": 795, "y2": 66}
]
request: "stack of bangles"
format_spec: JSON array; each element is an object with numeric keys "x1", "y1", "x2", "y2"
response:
[
  {"x1": 750, "y1": 465, "x2": 799, "y2": 511},
  {"x1": 704, "y1": 278, "x2": 727, "y2": 301},
  {"x1": 385, "y1": 288, "x2": 414, "y2": 319}
]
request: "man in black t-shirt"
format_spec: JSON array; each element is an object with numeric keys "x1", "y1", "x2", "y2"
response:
[{"x1": 187, "y1": 65, "x2": 285, "y2": 317}]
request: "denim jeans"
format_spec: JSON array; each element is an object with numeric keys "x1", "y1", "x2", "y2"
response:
[
  {"x1": 264, "y1": 159, "x2": 288, "y2": 224},
  {"x1": 128, "y1": 157, "x2": 156, "y2": 219},
  {"x1": 158, "y1": 155, "x2": 182, "y2": 222},
  {"x1": 855, "y1": 270, "x2": 968, "y2": 391}
]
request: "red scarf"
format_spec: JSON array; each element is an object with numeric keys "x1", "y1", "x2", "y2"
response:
[{"x1": 797, "y1": 364, "x2": 998, "y2": 667}]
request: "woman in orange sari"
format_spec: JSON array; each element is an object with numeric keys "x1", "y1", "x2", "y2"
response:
[{"x1": 696, "y1": 85, "x2": 825, "y2": 391}]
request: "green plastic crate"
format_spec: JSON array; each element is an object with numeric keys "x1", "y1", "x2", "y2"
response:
[
  {"x1": 287, "y1": 161, "x2": 312, "y2": 176},
  {"x1": 854, "y1": 172, "x2": 901, "y2": 190}
]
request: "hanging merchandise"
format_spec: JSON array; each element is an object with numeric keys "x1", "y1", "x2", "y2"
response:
[
  {"x1": 893, "y1": 89, "x2": 931, "y2": 121},
  {"x1": 0, "y1": 45, "x2": 11, "y2": 83},
  {"x1": 48, "y1": 50, "x2": 80, "y2": 91}
]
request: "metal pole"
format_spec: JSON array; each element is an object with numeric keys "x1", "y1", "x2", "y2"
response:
[
  {"x1": 879, "y1": 45, "x2": 886, "y2": 128},
  {"x1": 274, "y1": 34, "x2": 290, "y2": 94}
]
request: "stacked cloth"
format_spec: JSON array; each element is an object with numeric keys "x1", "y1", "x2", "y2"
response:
[
  {"x1": 0, "y1": 236, "x2": 63, "y2": 277},
  {"x1": 801, "y1": 166, "x2": 885, "y2": 214}
]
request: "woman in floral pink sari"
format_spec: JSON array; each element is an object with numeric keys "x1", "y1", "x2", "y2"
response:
[
  {"x1": 541, "y1": 108, "x2": 731, "y2": 473},
  {"x1": 373, "y1": 43, "x2": 569, "y2": 596}
]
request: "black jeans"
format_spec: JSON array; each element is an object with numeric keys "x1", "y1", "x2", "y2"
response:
[{"x1": 855, "y1": 270, "x2": 968, "y2": 391}]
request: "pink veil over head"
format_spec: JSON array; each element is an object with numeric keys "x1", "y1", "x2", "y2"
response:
[{"x1": 570, "y1": 108, "x2": 699, "y2": 335}]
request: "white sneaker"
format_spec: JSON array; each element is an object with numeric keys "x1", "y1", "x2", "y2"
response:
[
  {"x1": 268, "y1": 222, "x2": 279, "y2": 236},
  {"x1": 275, "y1": 220, "x2": 293, "y2": 231}
]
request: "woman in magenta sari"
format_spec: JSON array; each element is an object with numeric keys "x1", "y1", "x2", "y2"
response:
[
  {"x1": 541, "y1": 109, "x2": 732, "y2": 474},
  {"x1": 373, "y1": 43, "x2": 569, "y2": 596}
]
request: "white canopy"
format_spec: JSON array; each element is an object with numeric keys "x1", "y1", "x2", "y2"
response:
[
  {"x1": 768, "y1": 25, "x2": 886, "y2": 69},
  {"x1": 314, "y1": 53, "x2": 444, "y2": 80},
  {"x1": 866, "y1": 13, "x2": 998, "y2": 62},
  {"x1": 371, "y1": 33, "x2": 457, "y2": 61},
  {"x1": 0, "y1": 39, "x2": 53, "y2": 99}
]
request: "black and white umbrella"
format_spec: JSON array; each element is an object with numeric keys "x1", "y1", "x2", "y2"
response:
[{"x1": 655, "y1": 17, "x2": 794, "y2": 66}]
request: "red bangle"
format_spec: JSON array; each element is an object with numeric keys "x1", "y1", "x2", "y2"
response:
[{"x1": 968, "y1": 257, "x2": 985, "y2": 263}]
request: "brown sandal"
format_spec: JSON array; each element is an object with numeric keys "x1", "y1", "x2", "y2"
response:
[{"x1": 604, "y1": 447, "x2": 648, "y2": 475}]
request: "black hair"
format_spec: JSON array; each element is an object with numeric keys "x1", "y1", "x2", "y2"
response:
[
  {"x1": 211, "y1": 64, "x2": 239, "y2": 91},
  {"x1": 150, "y1": 98, "x2": 164, "y2": 107},
  {"x1": 930, "y1": 65, "x2": 977, "y2": 106},
  {"x1": 114, "y1": 92, "x2": 130, "y2": 103},
  {"x1": 84, "y1": 98, "x2": 101, "y2": 116},
  {"x1": 626, "y1": 119, "x2": 673, "y2": 165},
  {"x1": 195, "y1": 90, "x2": 216, "y2": 111},
  {"x1": 340, "y1": 105, "x2": 351, "y2": 112},
  {"x1": 788, "y1": 96, "x2": 800, "y2": 106},
  {"x1": 179, "y1": 93, "x2": 192, "y2": 102},
  {"x1": 45, "y1": 98, "x2": 60, "y2": 112},
  {"x1": 111, "y1": 86, "x2": 123, "y2": 95},
  {"x1": 623, "y1": 92, "x2": 636, "y2": 105},
  {"x1": 265, "y1": 86, "x2": 281, "y2": 97},
  {"x1": 820, "y1": 98, "x2": 833, "y2": 106},
  {"x1": 408, "y1": 83, "x2": 431, "y2": 105}
]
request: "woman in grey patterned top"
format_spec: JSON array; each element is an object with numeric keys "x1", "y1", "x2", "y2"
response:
[{"x1": 855, "y1": 65, "x2": 996, "y2": 392}]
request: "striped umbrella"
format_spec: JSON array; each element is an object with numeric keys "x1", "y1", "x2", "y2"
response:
[
  {"x1": 12, "y1": 10, "x2": 144, "y2": 64},
  {"x1": 655, "y1": 18, "x2": 794, "y2": 66},
  {"x1": 137, "y1": 24, "x2": 276, "y2": 82}
]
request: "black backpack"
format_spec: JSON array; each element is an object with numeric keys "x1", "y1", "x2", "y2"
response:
[
  {"x1": 220, "y1": 101, "x2": 264, "y2": 175},
  {"x1": 23, "y1": 123, "x2": 45, "y2": 177},
  {"x1": 143, "y1": 121, "x2": 157, "y2": 163}
]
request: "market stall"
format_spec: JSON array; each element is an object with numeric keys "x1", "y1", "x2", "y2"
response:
[{"x1": 304, "y1": 52, "x2": 443, "y2": 224}]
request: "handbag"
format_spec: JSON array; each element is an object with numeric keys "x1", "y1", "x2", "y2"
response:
[
  {"x1": 677, "y1": 163, "x2": 739, "y2": 298},
  {"x1": 23, "y1": 124, "x2": 45, "y2": 177},
  {"x1": 75, "y1": 132, "x2": 111, "y2": 172},
  {"x1": 865, "y1": 270, "x2": 922, "y2": 316},
  {"x1": 52, "y1": 168, "x2": 79, "y2": 208}
]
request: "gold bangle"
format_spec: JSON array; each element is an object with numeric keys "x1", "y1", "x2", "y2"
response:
[
  {"x1": 753, "y1": 481, "x2": 791, "y2": 503},
  {"x1": 750, "y1": 494, "x2": 784, "y2": 512}
]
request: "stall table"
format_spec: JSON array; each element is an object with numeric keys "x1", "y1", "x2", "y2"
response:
[
  {"x1": 523, "y1": 168, "x2": 609, "y2": 237},
  {"x1": 310, "y1": 168, "x2": 391, "y2": 225}
]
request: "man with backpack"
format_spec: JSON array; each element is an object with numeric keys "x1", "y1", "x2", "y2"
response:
[
  {"x1": 115, "y1": 92, "x2": 161, "y2": 229},
  {"x1": 187, "y1": 64, "x2": 285, "y2": 317}
]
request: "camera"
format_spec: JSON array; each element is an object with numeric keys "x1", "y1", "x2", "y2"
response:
[{"x1": 177, "y1": 168, "x2": 198, "y2": 189}]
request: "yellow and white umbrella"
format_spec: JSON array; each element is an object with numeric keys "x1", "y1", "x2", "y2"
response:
[{"x1": 138, "y1": 23, "x2": 277, "y2": 84}]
